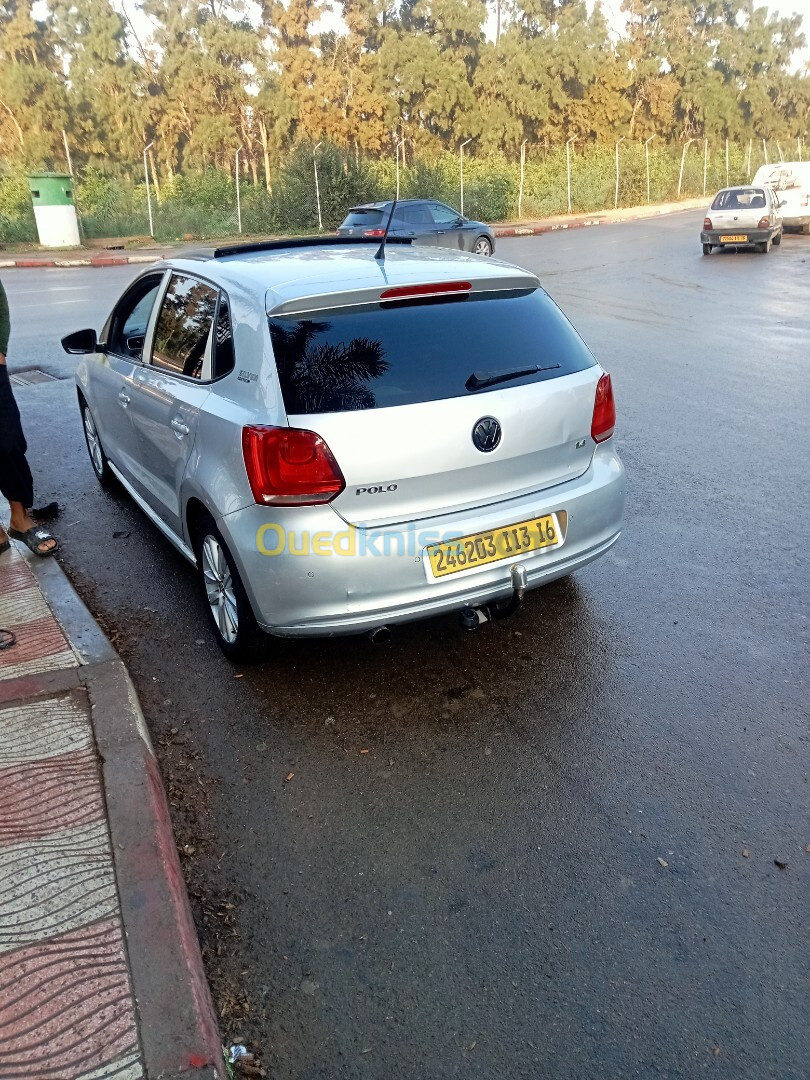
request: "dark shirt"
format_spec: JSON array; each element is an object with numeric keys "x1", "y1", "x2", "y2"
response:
[{"x1": 0, "y1": 280, "x2": 9, "y2": 355}]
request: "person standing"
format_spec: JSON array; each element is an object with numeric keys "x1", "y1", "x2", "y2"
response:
[{"x1": 0, "y1": 278, "x2": 58, "y2": 556}]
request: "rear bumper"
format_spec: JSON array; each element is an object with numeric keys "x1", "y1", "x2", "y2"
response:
[
  {"x1": 701, "y1": 228, "x2": 777, "y2": 246},
  {"x1": 217, "y1": 442, "x2": 625, "y2": 637}
]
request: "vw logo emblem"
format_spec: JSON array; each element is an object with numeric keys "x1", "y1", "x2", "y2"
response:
[{"x1": 472, "y1": 416, "x2": 501, "y2": 453}]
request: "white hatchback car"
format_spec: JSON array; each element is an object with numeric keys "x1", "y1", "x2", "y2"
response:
[
  {"x1": 701, "y1": 185, "x2": 784, "y2": 254},
  {"x1": 62, "y1": 237, "x2": 625, "y2": 661},
  {"x1": 751, "y1": 162, "x2": 810, "y2": 234}
]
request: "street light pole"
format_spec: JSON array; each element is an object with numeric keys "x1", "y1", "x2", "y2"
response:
[
  {"x1": 702, "y1": 137, "x2": 708, "y2": 197},
  {"x1": 614, "y1": 136, "x2": 625, "y2": 210},
  {"x1": 566, "y1": 137, "x2": 576, "y2": 213},
  {"x1": 395, "y1": 138, "x2": 401, "y2": 201},
  {"x1": 459, "y1": 138, "x2": 472, "y2": 215},
  {"x1": 235, "y1": 147, "x2": 244, "y2": 233},
  {"x1": 313, "y1": 142, "x2": 323, "y2": 231},
  {"x1": 143, "y1": 141, "x2": 154, "y2": 238},
  {"x1": 644, "y1": 134, "x2": 656, "y2": 203}
]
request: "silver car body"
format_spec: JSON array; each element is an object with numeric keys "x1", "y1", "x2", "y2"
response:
[{"x1": 73, "y1": 243, "x2": 624, "y2": 638}]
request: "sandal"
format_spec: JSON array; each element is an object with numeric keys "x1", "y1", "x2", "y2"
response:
[{"x1": 8, "y1": 525, "x2": 59, "y2": 557}]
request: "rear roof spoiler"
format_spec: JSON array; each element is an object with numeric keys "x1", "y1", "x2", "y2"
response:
[{"x1": 182, "y1": 235, "x2": 415, "y2": 261}]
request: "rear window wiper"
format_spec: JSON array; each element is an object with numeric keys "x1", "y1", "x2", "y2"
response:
[{"x1": 465, "y1": 363, "x2": 561, "y2": 392}]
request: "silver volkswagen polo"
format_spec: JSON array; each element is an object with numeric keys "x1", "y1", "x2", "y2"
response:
[{"x1": 62, "y1": 237, "x2": 625, "y2": 661}]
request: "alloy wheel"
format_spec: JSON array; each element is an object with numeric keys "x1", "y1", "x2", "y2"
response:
[
  {"x1": 83, "y1": 407, "x2": 104, "y2": 477},
  {"x1": 201, "y1": 534, "x2": 239, "y2": 644}
]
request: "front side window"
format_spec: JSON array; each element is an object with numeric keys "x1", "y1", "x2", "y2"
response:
[
  {"x1": 108, "y1": 276, "x2": 163, "y2": 360},
  {"x1": 151, "y1": 274, "x2": 217, "y2": 380},
  {"x1": 430, "y1": 203, "x2": 462, "y2": 225}
]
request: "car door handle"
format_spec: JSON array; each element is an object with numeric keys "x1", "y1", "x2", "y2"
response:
[
  {"x1": 170, "y1": 417, "x2": 189, "y2": 438},
  {"x1": 118, "y1": 390, "x2": 130, "y2": 407}
]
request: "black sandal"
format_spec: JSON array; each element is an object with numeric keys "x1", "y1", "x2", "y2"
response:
[{"x1": 8, "y1": 525, "x2": 59, "y2": 557}]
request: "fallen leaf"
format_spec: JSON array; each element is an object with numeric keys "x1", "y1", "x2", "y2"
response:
[
  {"x1": 742, "y1": 848, "x2": 749, "y2": 858},
  {"x1": 774, "y1": 857, "x2": 789, "y2": 869},
  {"x1": 360, "y1": 748, "x2": 370, "y2": 754},
  {"x1": 657, "y1": 857, "x2": 668, "y2": 868},
  {"x1": 805, "y1": 844, "x2": 810, "y2": 854},
  {"x1": 470, "y1": 1041, "x2": 477, "y2": 1051},
  {"x1": 361, "y1": 1048, "x2": 372, "y2": 1054},
  {"x1": 285, "y1": 772, "x2": 295, "y2": 782},
  {"x1": 712, "y1": 1047, "x2": 721, "y2": 1057},
  {"x1": 234, "y1": 673, "x2": 244, "y2": 678}
]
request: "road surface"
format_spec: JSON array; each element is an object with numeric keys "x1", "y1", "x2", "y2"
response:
[{"x1": 3, "y1": 212, "x2": 808, "y2": 1079}]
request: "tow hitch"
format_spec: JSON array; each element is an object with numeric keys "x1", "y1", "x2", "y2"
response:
[{"x1": 458, "y1": 564, "x2": 528, "y2": 630}]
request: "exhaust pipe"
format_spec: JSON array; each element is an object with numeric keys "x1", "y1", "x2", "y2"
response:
[
  {"x1": 367, "y1": 625, "x2": 391, "y2": 644},
  {"x1": 458, "y1": 564, "x2": 528, "y2": 631}
]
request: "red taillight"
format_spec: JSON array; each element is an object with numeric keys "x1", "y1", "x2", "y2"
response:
[
  {"x1": 757, "y1": 216, "x2": 769, "y2": 229},
  {"x1": 704, "y1": 217, "x2": 713, "y2": 229},
  {"x1": 242, "y1": 426, "x2": 345, "y2": 506},
  {"x1": 591, "y1": 373, "x2": 616, "y2": 443},
  {"x1": 380, "y1": 281, "x2": 472, "y2": 302},
  {"x1": 364, "y1": 229, "x2": 385, "y2": 237}
]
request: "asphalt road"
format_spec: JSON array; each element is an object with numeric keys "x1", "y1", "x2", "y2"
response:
[{"x1": 3, "y1": 213, "x2": 809, "y2": 1080}]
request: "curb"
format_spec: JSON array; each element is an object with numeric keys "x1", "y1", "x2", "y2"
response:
[
  {"x1": 25, "y1": 553, "x2": 225, "y2": 1080},
  {"x1": 0, "y1": 254, "x2": 164, "y2": 269}
]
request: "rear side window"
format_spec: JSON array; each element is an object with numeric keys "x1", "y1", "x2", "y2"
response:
[
  {"x1": 268, "y1": 289, "x2": 597, "y2": 415},
  {"x1": 151, "y1": 274, "x2": 217, "y2": 380},
  {"x1": 341, "y1": 209, "x2": 385, "y2": 228}
]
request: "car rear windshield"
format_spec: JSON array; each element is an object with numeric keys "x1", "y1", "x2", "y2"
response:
[
  {"x1": 711, "y1": 188, "x2": 767, "y2": 210},
  {"x1": 340, "y1": 209, "x2": 385, "y2": 228},
  {"x1": 268, "y1": 288, "x2": 597, "y2": 415}
]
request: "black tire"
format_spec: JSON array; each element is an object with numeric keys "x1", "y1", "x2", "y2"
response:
[
  {"x1": 772, "y1": 230, "x2": 781, "y2": 246},
  {"x1": 802, "y1": 223, "x2": 810, "y2": 236},
  {"x1": 758, "y1": 238, "x2": 771, "y2": 254},
  {"x1": 702, "y1": 243, "x2": 712, "y2": 255},
  {"x1": 80, "y1": 398, "x2": 115, "y2": 487},
  {"x1": 472, "y1": 235, "x2": 493, "y2": 256},
  {"x1": 194, "y1": 514, "x2": 266, "y2": 663}
]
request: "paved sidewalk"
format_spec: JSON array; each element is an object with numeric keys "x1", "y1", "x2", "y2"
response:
[
  {"x1": 0, "y1": 196, "x2": 708, "y2": 269},
  {"x1": 0, "y1": 542, "x2": 223, "y2": 1080}
]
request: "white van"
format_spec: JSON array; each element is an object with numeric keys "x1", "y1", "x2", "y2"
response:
[{"x1": 751, "y1": 162, "x2": 810, "y2": 233}]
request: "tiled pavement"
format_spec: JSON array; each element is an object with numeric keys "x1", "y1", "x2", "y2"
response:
[
  {"x1": 0, "y1": 544, "x2": 145, "y2": 1079},
  {"x1": 0, "y1": 542, "x2": 223, "y2": 1080}
]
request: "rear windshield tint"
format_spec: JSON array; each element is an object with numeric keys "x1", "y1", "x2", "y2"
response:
[
  {"x1": 711, "y1": 188, "x2": 767, "y2": 210},
  {"x1": 268, "y1": 288, "x2": 597, "y2": 415},
  {"x1": 341, "y1": 209, "x2": 385, "y2": 228}
]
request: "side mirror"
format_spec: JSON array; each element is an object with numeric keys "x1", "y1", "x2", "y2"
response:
[
  {"x1": 779, "y1": 200, "x2": 787, "y2": 208},
  {"x1": 61, "y1": 328, "x2": 99, "y2": 355}
]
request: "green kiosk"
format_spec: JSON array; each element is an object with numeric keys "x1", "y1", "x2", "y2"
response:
[{"x1": 27, "y1": 173, "x2": 81, "y2": 247}]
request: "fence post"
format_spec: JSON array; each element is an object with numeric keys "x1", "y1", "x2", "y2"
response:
[
  {"x1": 235, "y1": 146, "x2": 243, "y2": 233},
  {"x1": 644, "y1": 134, "x2": 656, "y2": 203},
  {"x1": 143, "y1": 141, "x2": 154, "y2": 237},
  {"x1": 746, "y1": 138, "x2": 752, "y2": 179},
  {"x1": 703, "y1": 137, "x2": 708, "y2": 197},
  {"x1": 725, "y1": 138, "x2": 729, "y2": 187},
  {"x1": 566, "y1": 137, "x2": 576, "y2": 213},
  {"x1": 777, "y1": 141, "x2": 783, "y2": 162},
  {"x1": 518, "y1": 139, "x2": 527, "y2": 218},
  {"x1": 395, "y1": 139, "x2": 401, "y2": 200},
  {"x1": 762, "y1": 138, "x2": 768, "y2": 165},
  {"x1": 313, "y1": 142, "x2": 323, "y2": 231},
  {"x1": 460, "y1": 139, "x2": 472, "y2": 215},
  {"x1": 677, "y1": 138, "x2": 695, "y2": 198},
  {"x1": 798, "y1": 136, "x2": 802, "y2": 162},
  {"x1": 614, "y1": 137, "x2": 625, "y2": 209}
]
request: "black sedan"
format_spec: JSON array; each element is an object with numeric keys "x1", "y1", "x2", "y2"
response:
[{"x1": 337, "y1": 199, "x2": 495, "y2": 255}]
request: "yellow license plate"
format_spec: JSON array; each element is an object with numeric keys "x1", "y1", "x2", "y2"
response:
[
  {"x1": 426, "y1": 513, "x2": 564, "y2": 579},
  {"x1": 720, "y1": 234, "x2": 748, "y2": 242}
]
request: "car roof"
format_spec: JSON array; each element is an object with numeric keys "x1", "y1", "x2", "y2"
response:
[
  {"x1": 166, "y1": 240, "x2": 537, "y2": 314},
  {"x1": 347, "y1": 199, "x2": 442, "y2": 210}
]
